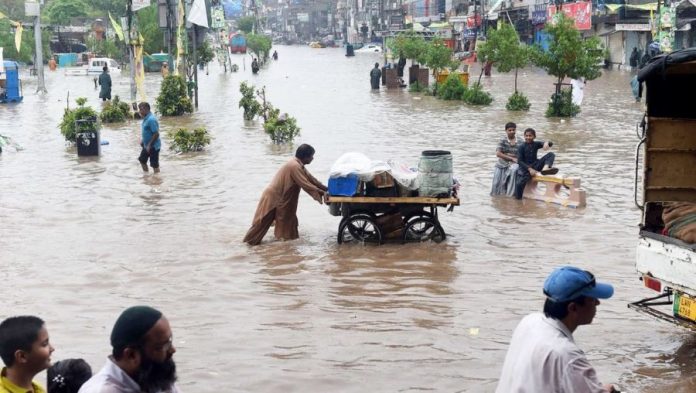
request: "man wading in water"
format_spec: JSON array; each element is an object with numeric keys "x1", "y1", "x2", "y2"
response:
[
  {"x1": 243, "y1": 144, "x2": 328, "y2": 246},
  {"x1": 370, "y1": 63, "x2": 381, "y2": 90}
]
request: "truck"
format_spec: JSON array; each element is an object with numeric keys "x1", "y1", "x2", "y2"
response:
[{"x1": 628, "y1": 48, "x2": 696, "y2": 330}]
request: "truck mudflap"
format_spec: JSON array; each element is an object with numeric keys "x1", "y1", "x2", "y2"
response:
[{"x1": 629, "y1": 290, "x2": 696, "y2": 331}]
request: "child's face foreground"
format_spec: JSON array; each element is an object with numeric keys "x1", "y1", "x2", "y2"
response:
[
  {"x1": 524, "y1": 132, "x2": 535, "y2": 143},
  {"x1": 24, "y1": 326, "x2": 54, "y2": 373}
]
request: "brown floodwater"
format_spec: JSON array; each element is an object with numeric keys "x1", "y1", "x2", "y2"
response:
[{"x1": 1, "y1": 45, "x2": 694, "y2": 392}]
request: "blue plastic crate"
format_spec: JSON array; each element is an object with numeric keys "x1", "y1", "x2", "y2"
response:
[{"x1": 328, "y1": 175, "x2": 360, "y2": 196}]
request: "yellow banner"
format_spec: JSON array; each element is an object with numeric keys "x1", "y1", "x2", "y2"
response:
[
  {"x1": 14, "y1": 23, "x2": 23, "y2": 52},
  {"x1": 175, "y1": 0, "x2": 185, "y2": 76},
  {"x1": 108, "y1": 12, "x2": 124, "y2": 41},
  {"x1": 135, "y1": 45, "x2": 146, "y2": 101}
]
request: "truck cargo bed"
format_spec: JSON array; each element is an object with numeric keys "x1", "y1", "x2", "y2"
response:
[{"x1": 636, "y1": 230, "x2": 696, "y2": 297}]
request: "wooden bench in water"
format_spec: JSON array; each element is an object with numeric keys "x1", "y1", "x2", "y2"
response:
[{"x1": 523, "y1": 175, "x2": 586, "y2": 208}]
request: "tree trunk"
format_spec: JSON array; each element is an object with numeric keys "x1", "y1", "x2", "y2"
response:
[
  {"x1": 514, "y1": 68, "x2": 518, "y2": 93},
  {"x1": 477, "y1": 66, "x2": 484, "y2": 86}
]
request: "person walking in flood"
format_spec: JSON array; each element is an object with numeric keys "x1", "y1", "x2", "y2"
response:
[
  {"x1": 370, "y1": 63, "x2": 381, "y2": 90},
  {"x1": 98, "y1": 66, "x2": 112, "y2": 101},
  {"x1": 137, "y1": 102, "x2": 161, "y2": 174},
  {"x1": 514, "y1": 128, "x2": 557, "y2": 200},
  {"x1": 251, "y1": 58, "x2": 260, "y2": 74},
  {"x1": 48, "y1": 57, "x2": 57, "y2": 71},
  {"x1": 496, "y1": 266, "x2": 618, "y2": 393},
  {"x1": 243, "y1": 144, "x2": 328, "y2": 246},
  {"x1": 491, "y1": 122, "x2": 522, "y2": 197}
]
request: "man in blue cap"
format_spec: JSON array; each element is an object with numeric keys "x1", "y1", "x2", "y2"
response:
[{"x1": 496, "y1": 266, "x2": 618, "y2": 393}]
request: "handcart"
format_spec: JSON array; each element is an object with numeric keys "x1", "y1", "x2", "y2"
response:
[{"x1": 326, "y1": 196, "x2": 459, "y2": 244}]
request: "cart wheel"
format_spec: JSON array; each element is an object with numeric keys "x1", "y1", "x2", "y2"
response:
[
  {"x1": 402, "y1": 217, "x2": 446, "y2": 243},
  {"x1": 402, "y1": 211, "x2": 433, "y2": 225},
  {"x1": 338, "y1": 214, "x2": 383, "y2": 244}
]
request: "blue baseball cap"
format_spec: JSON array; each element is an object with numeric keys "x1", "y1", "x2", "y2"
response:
[{"x1": 543, "y1": 266, "x2": 614, "y2": 302}]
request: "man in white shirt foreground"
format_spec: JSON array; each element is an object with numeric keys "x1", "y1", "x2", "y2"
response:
[
  {"x1": 496, "y1": 266, "x2": 618, "y2": 393},
  {"x1": 79, "y1": 306, "x2": 180, "y2": 393}
]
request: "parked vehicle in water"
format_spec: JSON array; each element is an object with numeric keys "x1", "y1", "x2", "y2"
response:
[
  {"x1": 0, "y1": 60, "x2": 23, "y2": 103},
  {"x1": 229, "y1": 33, "x2": 247, "y2": 54},
  {"x1": 629, "y1": 49, "x2": 696, "y2": 330},
  {"x1": 355, "y1": 44, "x2": 382, "y2": 53},
  {"x1": 144, "y1": 53, "x2": 172, "y2": 72},
  {"x1": 87, "y1": 57, "x2": 120, "y2": 74}
]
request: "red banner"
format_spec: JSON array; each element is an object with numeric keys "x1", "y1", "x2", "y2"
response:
[{"x1": 547, "y1": 1, "x2": 592, "y2": 30}]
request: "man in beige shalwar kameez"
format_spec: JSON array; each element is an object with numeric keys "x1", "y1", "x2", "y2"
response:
[{"x1": 244, "y1": 144, "x2": 328, "y2": 245}]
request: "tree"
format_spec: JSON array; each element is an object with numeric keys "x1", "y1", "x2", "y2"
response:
[
  {"x1": 424, "y1": 37, "x2": 459, "y2": 75},
  {"x1": 137, "y1": 6, "x2": 165, "y2": 55},
  {"x1": 0, "y1": 19, "x2": 51, "y2": 64},
  {"x1": 531, "y1": 14, "x2": 604, "y2": 116},
  {"x1": 389, "y1": 31, "x2": 428, "y2": 65},
  {"x1": 478, "y1": 23, "x2": 531, "y2": 110},
  {"x1": 0, "y1": 0, "x2": 26, "y2": 20},
  {"x1": 246, "y1": 33, "x2": 272, "y2": 62},
  {"x1": 484, "y1": 23, "x2": 529, "y2": 93},
  {"x1": 236, "y1": 16, "x2": 255, "y2": 34},
  {"x1": 46, "y1": 0, "x2": 89, "y2": 25}
]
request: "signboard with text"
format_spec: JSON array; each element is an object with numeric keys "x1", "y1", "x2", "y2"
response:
[{"x1": 547, "y1": 1, "x2": 591, "y2": 30}]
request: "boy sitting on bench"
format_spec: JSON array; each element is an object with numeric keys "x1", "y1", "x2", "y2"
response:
[{"x1": 515, "y1": 128, "x2": 558, "y2": 200}]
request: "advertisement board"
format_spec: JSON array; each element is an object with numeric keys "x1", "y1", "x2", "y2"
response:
[{"x1": 547, "y1": 1, "x2": 592, "y2": 30}]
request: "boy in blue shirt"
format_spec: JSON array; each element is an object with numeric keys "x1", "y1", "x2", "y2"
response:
[
  {"x1": 138, "y1": 102, "x2": 161, "y2": 173},
  {"x1": 0, "y1": 316, "x2": 55, "y2": 393}
]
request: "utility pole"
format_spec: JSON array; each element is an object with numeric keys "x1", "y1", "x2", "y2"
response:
[
  {"x1": 26, "y1": 1, "x2": 46, "y2": 93},
  {"x1": 127, "y1": 0, "x2": 137, "y2": 101},
  {"x1": 192, "y1": 25, "x2": 198, "y2": 108}
]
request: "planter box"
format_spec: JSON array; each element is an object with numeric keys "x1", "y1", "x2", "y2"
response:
[
  {"x1": 435, "y1": 71, "x2": 469, "y2": 86},
  {"x1": 417, "y1": 68, "x2": 430, "y2": 87},
  {"x1": 409, "y1": 65, "x2": 419, "y2": 84},
  {"x1": 385, "y1": 69, "x2": 400, "y2": 89}
]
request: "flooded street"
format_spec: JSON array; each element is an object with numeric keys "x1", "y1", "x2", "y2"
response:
[{"x1": 1, "y1": 45, "x2": 695, "y2": 392}]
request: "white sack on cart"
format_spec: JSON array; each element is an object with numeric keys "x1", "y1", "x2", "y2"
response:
[
  {"x1": 329, "y1": 152, "x2": 390, "y2": 181},
  {"x1": 387, "y1": 159, "x2": 419, "y2": 190}
]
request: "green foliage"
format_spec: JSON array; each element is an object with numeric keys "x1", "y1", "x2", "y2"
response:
[
  {"x1": 408, "y1": 81, "x2": 426, "y2": 93},
  {"x1": 437, "y1": 73, "x2": 467, "y2": 100},
  {"x1": 46, "y1": 0, "x2": 89, "y2": 25},
  {"x1": 59, "y1": 98, "x2": 99, "y2": 142},
  {"x1": 389, "y1": 31, "x2": 428, "y2": 64},
  {"x1": 462, "y1": 83, "x2": 493, "y2": 106},
  {"x1": 86, "y1": 35, "x2": 123, "y2": 61},
  {"x1": 156, "y1": 75, "x2": 194, "y2": 116},
  {"x1": 239, "y1": 81, "x2": 262, "y2": 120},
  {"x1": 169, "y1": 127, "x2": 211, "y2": 152},
  {"x1": 246, "y1": 33, "x2": 272, "y2": 61},
  {"x1": 263, "y1": 108, "x2": 301, "y2": 144},
  {"x1": 84, "y1": 0, "x2": 124, "y2": 17},
  {"x1": 425, "y1": 38, "x2": 459, "y2": 74},
  {"x1": 545, "y1": 88, "x2": 580, "y2": 117},
  {"x1": 100, "y1": 96, "x2": 132, "y2": 123},
  {"x1": 191, "y1": 40, "x2": 214, "y2": 66},
  {"x1": 506, "y1": 91, "x2": 531, "y2": 111},
  {"x1": 137, "y1": 6, "x2": 165, "y2": 55},
  {"x1": 479, "y1": 23, "x2": 530, "y2": 93},
  {"x1": 237, "y1": 16, "x2": 256, "y2": 34},
  {"x1": 531, "y1": 14, "x2": 604, "y2": 86},
  {"x1": 0, "y1": 0, "x2": 26, "y2": 19},
  {"x1": 0, "y1": 19, "x2": 51, "y2": 64}
]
